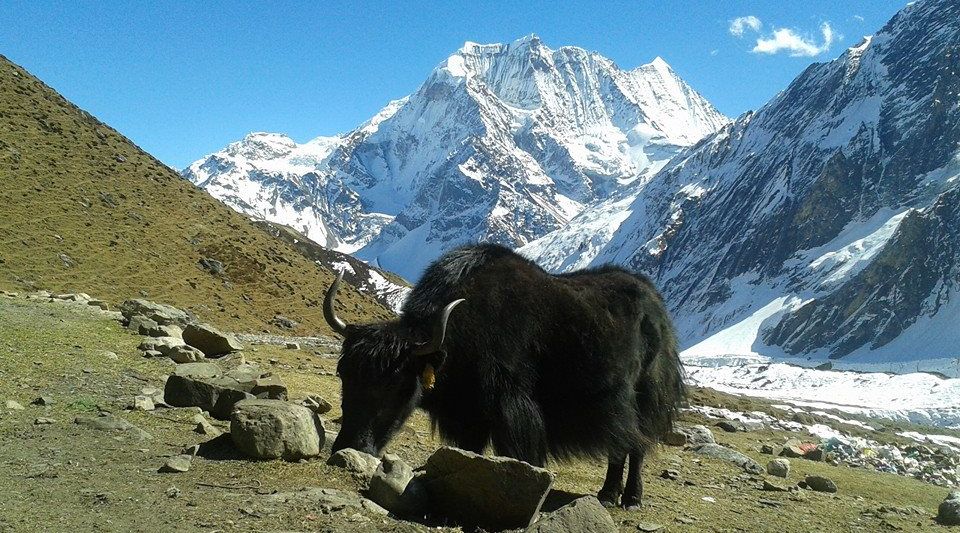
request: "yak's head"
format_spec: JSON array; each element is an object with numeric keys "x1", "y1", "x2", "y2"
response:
[{"x1": 323, "y1": 273, "x2": 463, "y2": 457}]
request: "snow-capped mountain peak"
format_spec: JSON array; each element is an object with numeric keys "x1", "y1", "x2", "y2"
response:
[{"x1": 185, "y1": 36, "x2": 727, "y2": 280}]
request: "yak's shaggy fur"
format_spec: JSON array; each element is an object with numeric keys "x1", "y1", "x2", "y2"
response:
[{"x1": 333, "y1": 243, "x2": 686, "y2": 508}]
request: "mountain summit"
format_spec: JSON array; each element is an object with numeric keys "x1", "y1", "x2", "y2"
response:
[{"x1": 183, "y1": 36, "x2": 727, "y2": 280}]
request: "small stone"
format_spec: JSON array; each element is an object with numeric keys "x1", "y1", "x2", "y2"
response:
[
  {"x1": 716, "y1": 420, "x2": 745, "y2": 433},
  {"x1": 365, "y1": 454, "x2": 428, "y2": 516},
  {"x1": 302, "y1": 395, "x2": 333, "y2": 415},
  {"x1": 522, "y1": 496, "x2": 617, "y2": 533},
  {"x1": 159, "y1": 454, "x2": 192, "y2": 473},
  {"x1": 285, "y1": 342, "x2": 300, "y2": 350},
  {"x1": 805, "y1": 475, "x2": 837, "y2": 493},
  {"x1": 182, "y1": 323, "x2": 242, "y2": 357},
  {"x1": 191, "y1": 414, "x2": 221, "y2": 436},
  {"x1": 663, "y1": 431, "x2": 687, "y2": 447},
  {"x1": 165, "y1": 344, "x2": 205, "y2": 364},
  {"x1": 758, "y1": 499, "x2": 783, "y2": 507},
  {"x1": 677, "y1": 425, "x2": 715, "y2": 446},
  {"x1": 635, "y1": 523, "x2": 664, "y2": 532},
  {"x1": 780, "y1": 438, "x2": 806, "y2": 458},
  {"x1": 34, "y1": 417, "x2": 55, "y2": 425},
  {"x1": 328, "y1": 449, "x2": 382, "y2": 481},
  {"x1": 762, "y1": 479, "x2": 789, "y2": 492},
  {"x1": 804, "y1": 447, "x2": 825, "y2": 461},
  {"x1": 5, "y1": 400, "x2": 24, "y2": 410},
  {"x1": 132, "y1": 395, "x2": 155, "y2": 411},
  {"x1": 75, "y1": 414, "x2": 152, "y2": 440},
  {"x1": 165, "y1": 486, "x2": 181, "y2": 498},
  {"x1": 660, "y1": 469, "x2": 681, "y2": 480},
  {"x1": 760, "y1": 444, "x2": 778, "y2": 455},
  {"x1": 30, "y1": 396, "x2": 53, "y2": 406},
  {"x1": 767, "y1": 458, "x2": 790, "y2": 478}
]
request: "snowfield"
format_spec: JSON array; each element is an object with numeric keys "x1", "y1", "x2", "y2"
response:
[{"x1": 683, "y1": 353, "x2": 960, "y2": 429}]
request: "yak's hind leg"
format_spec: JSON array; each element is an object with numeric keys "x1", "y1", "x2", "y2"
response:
[
  {"x1": 622, "y1": 446, "x2": 645, "y2": 510},
  {"x1": 597, "y1": 451, "x2": 626, "y2": 507}
]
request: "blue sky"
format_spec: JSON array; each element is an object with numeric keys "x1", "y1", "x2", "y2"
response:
[{"x1": 1, "y1": 1, "x2": 905, "y2": 169}]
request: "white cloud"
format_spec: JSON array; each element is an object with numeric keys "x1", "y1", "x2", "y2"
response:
[
  {"x1": 853, "y1": 15, "x2": 865, "y2": 23},
  {"x1": 752, "y1": 22, "x2": 835, "y2": 57},
  {"x1": 729, "y1": 16, "x2": 762, "y2": 37},
  {"x1": 710, "y1": 49, "x2": 719, "y2": 56}
]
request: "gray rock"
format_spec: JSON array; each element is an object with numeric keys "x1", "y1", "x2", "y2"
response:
[
  {"x1": 939, "y1": 492, "x2": 960, "y2": 525},
  {"x1": 230, "y1": 399, "x2": 325, "y2": 461},
  {"x1": 143, "y1": 324, "x2": 183, "y2": 339},
  {"x1": 34, "y1": 417, "x2": 55, "y2": 425},
  {"x1": 692, "y1": 444, "x2": 764, "y2": 475},
  {"x1": 285, "y1": 342, "x2": 300, "y2": 350},
  {"x1": 365, "y1": 454, "x2": 428, "y2": 516},
  {"x1": 159, "y1": 454, "x2": 192, "y2": 473},
  {"x1": 182, "y1": 323, "x2": 242, "y2": 357},
  {"x1": 634, "y1": 523, "x2": 665, "y2": 533},
  {"x1": 524, "y1": 496, "x2": 616, "y2": 533},
  {"x1": 677, "y1": 425, "x2": 715, "y2": 446},
  {"x1": 767, "y1": 458, "x2": 790, "y2": 478},
  {"x1": 74, "y1": 414, "x2": 151, "y2": 439},
  {"x1": 716, "y1": 420, "x2": 746, "y2": 433},
  {"x1": 4, "y1": 400, "x2": 24, "y2": 410},
  {"x1": 780, "y1": 438, "x2": 807, "y2": 458},
  {"x1": 302, "y1": 395, "x2": 333, "y2": 415},
  {"x1": 30, "y1": 396, "x2": 53, "y2": 406},
  {"x1": 663, "y1": 431, "x2": 687, "y2": 447},
  {"x1": 198, "y1": 258, "x2": 225, "y2": 275},
  {"x1": 261, "y1": 487, "x2": 388, "y2": 515},
  {"x1": 127, "y1": 314, "x2": 159, "y2": 335},
  {"x1": 420, "y1": 446, "x2": 555, "y2": 530},
  {"x1": 192, "y1": 413, "x2": 221, "y2": 436},
  {"x1": 804, "y1": 475, "x2": 838, "y2": 493},
  {"x1": 132, "y1": 395, "x2": 155, "y2": 411},
  {"x1": 163, "y1": 363, "x2": 254, "y2": 420},
  {"x1": 163, "y1": 344, "x2": 205, "y2": 364},
  {"x1": 327, "y1": 449, "x2": 381, "y2": 481},
  {"x1": 87, "y1": 299, "x2": 109, "y2": 310},
  {"x1": 120, "y1": 299, "x2": 190, "y2": 326},
  {"x1": 250, "y1": 374, "x2": 288, "y2": 400}
]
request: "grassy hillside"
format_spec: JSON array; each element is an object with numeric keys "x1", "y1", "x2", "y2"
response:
[{"x1": 0, "y1": 55, "x2": 393, "y2": 334}]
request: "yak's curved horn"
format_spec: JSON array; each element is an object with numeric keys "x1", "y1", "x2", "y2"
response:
[
  {"x1": 323, "y1": 272, "x2": 348, "y2": 335},
  {"x1": 413, "y1": 299, "x2": 466, "y2": 356}
]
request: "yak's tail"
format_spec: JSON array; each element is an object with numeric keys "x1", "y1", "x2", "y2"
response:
[{"x1": 635, "y1": 316, "x2": 687, "y2": 450}]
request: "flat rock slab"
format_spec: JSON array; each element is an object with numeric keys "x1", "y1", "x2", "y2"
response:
[
  {"x1": 692, "y1": 443, "x2": 763, "y2": 474},
  {"x1": 75, "y1": 414, "x2": 151, "y2": 440},
  {"x1": 421, "y1": 446, "x2": 555, "y2": 531},
  {"x1": 230, "y1": 399, "x2": 324, "y2": 461},
  {"x1": 163, "y1": 362, "x2": 254, "y2": 419},
  {"x1": 261, "y1": 487, "x2": 388, "y2": 516},
  {"x1": 523, "y1": 496, "x2": 616, "y2": 533},
  {"x1": 182, "y1": 323, "x2": 242, "y2": 357}
]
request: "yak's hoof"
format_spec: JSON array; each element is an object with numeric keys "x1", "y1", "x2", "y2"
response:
[
  {"x1": 597, "y1": 491, "x2": 620, "y2": 508},
  {"x1": 621, "y1": 495, "x2": 643, "y2": 511}
]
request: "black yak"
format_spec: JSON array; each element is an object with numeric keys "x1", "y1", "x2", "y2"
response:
[{"x1": 325, "y1": 243, "x2": 685, "y2": 509}]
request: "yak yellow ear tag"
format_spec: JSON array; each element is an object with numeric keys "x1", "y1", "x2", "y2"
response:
[{"x1": 421, "y1": 364, "x2": 436, "y2": 391}]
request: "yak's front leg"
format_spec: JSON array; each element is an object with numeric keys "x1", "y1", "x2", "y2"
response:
[
  {"x1": 621, "y1": 447, "x2": 645, "y2": 510},
  {"x1": 597, "y1": 451, "x2": 626, "y2": 507}
]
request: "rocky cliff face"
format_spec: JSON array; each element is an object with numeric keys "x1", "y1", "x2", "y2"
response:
[
  {"x1": 183, "y1": 36, "x2": 726, "y2": 280},
  {"x1": 525, "y1": 0, "x2": 960, "y2": 363}
]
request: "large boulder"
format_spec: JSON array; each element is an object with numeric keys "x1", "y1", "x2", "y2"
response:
[
  {"x1": 163, "y1": 362, "x2": 254, "y2": 419},
  {"x1": 365, "y1": 453, "x2": 428, "y2": 516},
  {"x1": 162, "y1": 344, "x2": 205, "y2": 363},
  {"x1": 676, "y1": 425, "x2": 716, "y2": 446},
  {"x1": 938, "y1": 491, "x2": 960, "y2": 526},
  {"x1": 120, "y1": 299, "x2": 190, "y2": 326},
  {"x1": 420, "y1": 447, "x2": 554, "y2": 530},
  {"x1": 692, "y1": 443, "x2": 764, "y2": 474},
  {"x1": 230, "y1": 399, "x2": 325, "y2": 461},
  {"x1": 182, "y1": 323, "x2": 242, "y2": 357},
  {"x1": 524, "y1": 496, "x2": 617, "y2": 533}
]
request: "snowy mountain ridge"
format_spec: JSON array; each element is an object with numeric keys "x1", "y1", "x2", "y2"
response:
[
  {"x1": 183, "y1": 35, "x2": 727, "y2": 279},
  {"x1": 524, "y1": 0, "x2": 960, "y2": 372}
]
